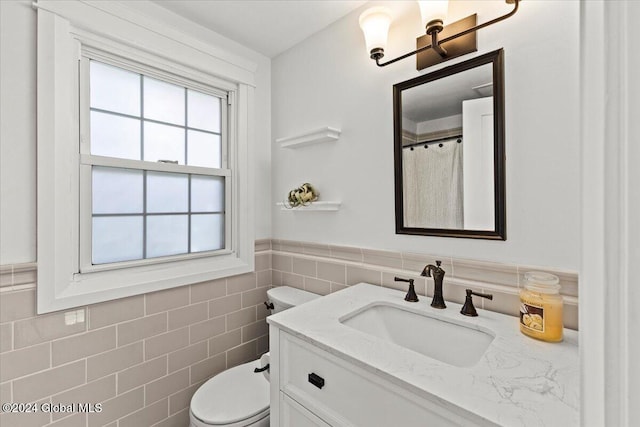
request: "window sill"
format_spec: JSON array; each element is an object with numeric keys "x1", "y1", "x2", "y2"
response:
[{"x1": 39, "y1": 253, "x2": 252, "y2": 313}]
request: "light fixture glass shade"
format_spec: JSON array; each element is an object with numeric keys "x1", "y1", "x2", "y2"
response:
[
  {"x1": 359, "y1": 7, "x2": 392, "y2": 54},
  {"x1": 418, "y1": 0, "x2": 449, "y2": 27}
]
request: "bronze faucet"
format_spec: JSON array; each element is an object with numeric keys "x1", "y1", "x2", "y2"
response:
[{"x1": 421, "y1": 260, "x2": 446, "y2": 309}]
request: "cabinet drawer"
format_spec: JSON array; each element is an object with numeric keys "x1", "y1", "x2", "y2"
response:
[
  {"x1": 280, "y1": 332, "x2": 477, "y2": 427},
  {"x1": 280, "y1": 392, "x2": 331, "y2": 427}
]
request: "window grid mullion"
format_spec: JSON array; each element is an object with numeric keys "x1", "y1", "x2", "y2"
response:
[
  {"x1": 185, "y1": 89, "x2": 192, "y2": 254},
  {"x1": 184, "y1": 88, "x2": 189, "y2": 167},
  {"x1": 139, "y1": 74, "x2": 144, "y2": 162},
  {"x1": 188, "y1": 175, "x2": 192, "y2": 254},
  {"x1": 143, "y1": 170, "x2": 147, "y2": 260},
  {"x1": 90, "y1": 107, "x2": 222, "y2": 137},
  {"x1": 92, "y1": 211, "x2": 222, "y2": 217},
  {"x1": 141, "y1": 75, "x2": 147, "y2": 260}
]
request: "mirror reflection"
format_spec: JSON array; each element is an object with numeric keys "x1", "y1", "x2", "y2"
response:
[{"x1": 394, "y1": 49, "x2": 505, "y2": 239}]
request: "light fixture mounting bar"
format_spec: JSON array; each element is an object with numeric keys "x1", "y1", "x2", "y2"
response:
[
  {"x1": 417, "y1": 14, "x2": 477, "y2": 70},
  {"x1": 374, "y1": 0, "x2": 520, "y2": 68}
]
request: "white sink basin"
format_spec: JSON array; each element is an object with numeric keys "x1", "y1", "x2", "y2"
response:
[{"x1": 340, "y1": 303, "x2": 494, "y2": 367}]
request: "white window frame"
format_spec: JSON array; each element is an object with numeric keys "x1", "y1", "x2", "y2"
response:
[
  {"x1": 79, "y1": 52, "x2": 232, "y2": 272},
  {"x1": 36, "y1": 2, "x2": 255, "y2": 314}
]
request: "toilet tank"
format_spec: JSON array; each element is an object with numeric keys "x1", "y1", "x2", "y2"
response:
[{"x1": 267, "y1": 286, "x2": 319, "y2": 314}]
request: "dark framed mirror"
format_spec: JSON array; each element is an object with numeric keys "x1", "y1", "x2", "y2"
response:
[{"x1": 393, "y1": 49, "x2": 506, "y2": 240}]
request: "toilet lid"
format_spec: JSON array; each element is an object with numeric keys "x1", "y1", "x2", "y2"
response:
[
  {"x1": 267, "y1": 286, "x2": 319, "y2": 308},
  {"x1": 191, "y1": 360, "x2": 270, "y2": 425}
]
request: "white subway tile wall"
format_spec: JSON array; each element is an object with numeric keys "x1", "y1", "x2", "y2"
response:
[{"x1": 0, "y1": 238, "x2": 578, "y2": 426}]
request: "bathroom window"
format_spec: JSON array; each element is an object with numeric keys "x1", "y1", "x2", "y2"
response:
[
  {"x1": 36, "y1": 6, "x2": 255, "y2": 313},
  {"x1": 80, "y1": 59, "x2": 230, "y2": 271}
]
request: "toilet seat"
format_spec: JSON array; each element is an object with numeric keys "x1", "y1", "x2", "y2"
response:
[
  {"x1": 190, "y1": 409, "x2": 268, "y2": 427},
  {"x1": 190, "y1": 360, "x2": 270, "y2": 426}
]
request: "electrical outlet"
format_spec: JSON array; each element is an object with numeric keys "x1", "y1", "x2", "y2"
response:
[{"x1": 65, "y1": 309, "x2": 86, "y2": 325}]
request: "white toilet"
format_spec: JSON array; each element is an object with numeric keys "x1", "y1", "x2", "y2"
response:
[{"x1": 189, "y1": 286, "x2": 320, "y2": 427}]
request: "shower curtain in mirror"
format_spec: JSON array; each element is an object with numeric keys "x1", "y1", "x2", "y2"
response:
[{"x1": 403, "y1": 138, "x2": 463, "y2": 229}]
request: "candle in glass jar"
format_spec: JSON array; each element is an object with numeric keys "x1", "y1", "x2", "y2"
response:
[{"x1": 519, "y1": 271, "x2": 563, "y2": 342}]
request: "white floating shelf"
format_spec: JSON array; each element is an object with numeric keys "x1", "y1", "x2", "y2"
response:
[
  {"x1": 276, "y1": 127, "x2": 341, "y2": 148},
  {"x1": 276, "y1": 201, "x2": 341, "y2": 211}
]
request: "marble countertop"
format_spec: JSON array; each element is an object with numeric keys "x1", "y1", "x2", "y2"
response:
[{"x1": 267, "y1": 283, "x2": 579, "y2": 427}]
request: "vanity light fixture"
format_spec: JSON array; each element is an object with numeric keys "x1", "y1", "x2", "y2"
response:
[
  {"x1": 358, "y1": 7, "x2": 393, "y2": 62},
  {"x1": 359, "y1": 0, "x2": 520, "y2": 70}
]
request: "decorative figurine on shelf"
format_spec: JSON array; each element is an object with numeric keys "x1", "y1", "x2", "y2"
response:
[{"x1": 283, "y1": 183, "x2": 319, "y2": 208}]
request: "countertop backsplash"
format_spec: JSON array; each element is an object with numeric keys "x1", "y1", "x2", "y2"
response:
[{"x1": 268, "y1": 239, "x2": 578, "y2": 331}]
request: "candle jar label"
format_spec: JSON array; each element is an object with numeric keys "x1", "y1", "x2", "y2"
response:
[{"x1": 520, "y1": 303, "x2": 544, "y2": 332}]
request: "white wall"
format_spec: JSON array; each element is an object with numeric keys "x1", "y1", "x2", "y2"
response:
[
  {"x1": 628, "y1": 2, "x2": 640, "y2": 417},
  {"x1": 271, "y1": 0, "x2": 580, "y2": 271},
  {"x1": 0, "y1": 0, "x2": 272, "y2": 265},
  {"x1": 0, "y1": 0, "x2": 36, "y2": 264},
  {"x1": 417, "y1": 114, "x2": 462, "y2": 135}
]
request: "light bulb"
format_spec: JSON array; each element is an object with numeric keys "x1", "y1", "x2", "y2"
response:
[
  {"x1": 359, "y1": 7, "x2": 392, "y2": 55},
  {"x1": 418, "y1": 0, "x2": 449, "y2": 29}
]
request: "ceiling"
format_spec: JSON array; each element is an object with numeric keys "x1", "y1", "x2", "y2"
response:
[
  {"x1": 402, "y1": 63, "x2": 494, "y2": 122},
  {"x1": 152, "y1": 0, "x2": 367, "y2": 58}
]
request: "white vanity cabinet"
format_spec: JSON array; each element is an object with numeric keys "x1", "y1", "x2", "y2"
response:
[
  {"x1": 269, "y1": 328, "x2": 489, "y2": 427},
  {"x1": 267, "y1": 284, "x2": 579, "y2": 427}
]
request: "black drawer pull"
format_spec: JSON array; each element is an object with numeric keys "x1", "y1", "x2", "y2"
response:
[{"x1": 308, "y1": 372, "x2": 325, "y2": 389}]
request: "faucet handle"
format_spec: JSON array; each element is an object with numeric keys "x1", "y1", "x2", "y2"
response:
[
  {"x1": 394, "y1": 277, "x2": 419, "y2": 302},
  {"x1": 460, "y1": 289, "x2": 493, "y2": 317}
]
